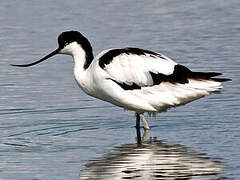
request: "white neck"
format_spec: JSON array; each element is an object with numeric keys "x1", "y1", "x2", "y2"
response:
[
  {"x1": 73, "y1": 46, "x2": 88, "y2": 74},
  {"x1": 59, "y1": 42, "x2": 86, "y2": 70},
  {"x1": 59, "y1": 42, "x2": 94, "y2": 95}
]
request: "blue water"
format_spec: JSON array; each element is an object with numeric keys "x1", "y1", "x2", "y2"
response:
[{"x1": 0, "y1": 0, "x2": 239, "y2": 179}]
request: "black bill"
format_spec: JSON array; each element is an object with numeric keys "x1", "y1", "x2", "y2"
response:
[{"x1": 11, "y1": 49, "x2": 59, "y2": 67}]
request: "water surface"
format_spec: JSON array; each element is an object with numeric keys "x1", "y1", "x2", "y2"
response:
[{"x1": 0, "y1": 0, "x2": 239, "y2": 179}]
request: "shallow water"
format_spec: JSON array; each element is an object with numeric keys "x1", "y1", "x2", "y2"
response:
[{"x1": 0, "y1": 0, "x2": 239, "y2": 179}]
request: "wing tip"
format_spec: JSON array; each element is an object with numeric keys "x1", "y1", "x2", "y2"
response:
[{"x1": 211, "y1": 77, "x2": 232, "y2": 82}]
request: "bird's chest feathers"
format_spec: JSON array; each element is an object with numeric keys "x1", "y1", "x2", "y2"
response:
[{"x1": 74, "y1": 68, "x2": 94, "y2": 96}]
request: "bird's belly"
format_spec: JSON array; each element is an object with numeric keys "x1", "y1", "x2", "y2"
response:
[
  {"x1": 92, "y1": 80, "x2": 220, "y2": 113},
  {"x1": 90, "y1": 81, "x2": 157, "y2": 112},
  {"x1": 93, "y1": 92, "x2": 157, "y2": 112}
]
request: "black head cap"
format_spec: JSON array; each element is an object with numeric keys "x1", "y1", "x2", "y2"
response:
[
  {"x1": 58, "y1": 31, "x2": 94, "y2": 69},
  {"x1": 58, "y1": 31, "x2": 89, "y2": 49}
]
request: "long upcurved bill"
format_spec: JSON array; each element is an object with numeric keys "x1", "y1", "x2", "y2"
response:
[{"x1": 11, "y1": 49, "x2": 59, "y2": 67}]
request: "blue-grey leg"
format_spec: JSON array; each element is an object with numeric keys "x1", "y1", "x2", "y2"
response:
[
  {"x1": 142, "y1": 129, "x2": 149, "y2": 141},
  {"x1": 136, "y1": 113, "x2": 140, "y2": 129},
  {"x1": 135, "y1": 123, "x2": 149, "y2": 145},
  {"x1": 135, "y1": 113, "x2": 150, "y2": 130},
  {"x1": 140, "y1": 113, "x2": 150, "y2": 130}
]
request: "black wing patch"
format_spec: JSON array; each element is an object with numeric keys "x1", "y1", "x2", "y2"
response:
[
  {"x1": 150, "y1": 65, "x2": 227, "y2": 85},
  {"x1": 111, "y1": 79, "x2": 141, "y2": 90},
  {"x1": 99, "y1": 47, "x2": 165, "y2": 69},
  {"x1": 110, "y1": 64, "x2": 227, "y2": 91},
  {"x1": 150, "y1": 64, "x2": 191, "y2": 85}
]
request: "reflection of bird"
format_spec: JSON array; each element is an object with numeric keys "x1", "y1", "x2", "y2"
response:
[
  {"x1": 11, "y1": 31, "x2": 231, "y2": 129},
  {"x1": 80, "y1": 129, "x2": 223, "y2": 180}
]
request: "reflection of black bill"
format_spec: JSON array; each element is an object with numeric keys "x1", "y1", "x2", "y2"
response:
[
  {"x1": 10, "y1": 49, "x2": 59, "y2": 67},
  {"x1": 80, "y1": 135, "x2": 223, "y2": 180}
]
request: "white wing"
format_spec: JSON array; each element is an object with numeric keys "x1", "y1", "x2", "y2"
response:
[{"x1": 98, "y1": 48, "x2": 177, "y2": 88}]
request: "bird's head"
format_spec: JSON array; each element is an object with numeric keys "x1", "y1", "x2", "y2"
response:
[{"x1": 11, "y1": 31, "x2": 93, "y2": 67}]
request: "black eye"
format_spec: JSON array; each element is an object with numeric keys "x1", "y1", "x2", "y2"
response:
[{"x1": 59, "y1": 40, "x2": 69, "y2": 48}]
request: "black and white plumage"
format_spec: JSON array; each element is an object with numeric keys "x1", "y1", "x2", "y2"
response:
[{"x1": 11, "y1": 31, "x2": 231, "y2": 130}]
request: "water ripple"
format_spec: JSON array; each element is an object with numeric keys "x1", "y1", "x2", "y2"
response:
[
  {"x1": 80, "y1": 131, "x2": 224, "y2": 180},
  {"x1": 0, "y1": 106, "x2": 113, "y2": 115}
]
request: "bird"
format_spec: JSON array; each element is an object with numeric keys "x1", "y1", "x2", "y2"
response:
[{"x1": 11, "y1": 30, "x2": 231, "y2": 130}]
